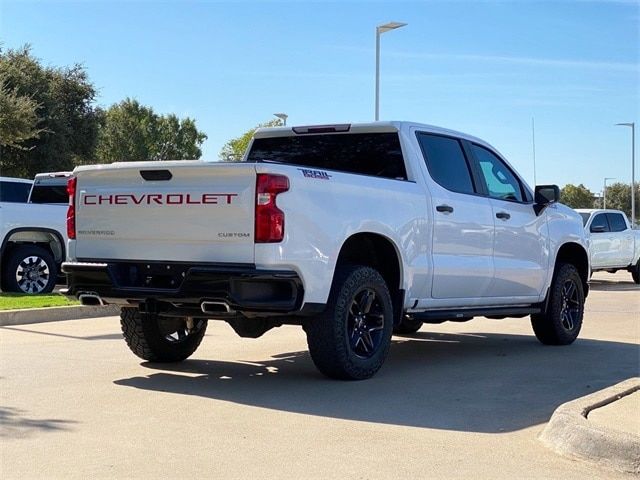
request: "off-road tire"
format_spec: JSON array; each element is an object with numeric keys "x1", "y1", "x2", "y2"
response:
[
  {"x1": 2, "y1": 244, "x2": 57, "y2": 294},
  {"x1": 531, "y1": 263, "x2": 584, "y2": 345},
  {"x1": 305, "y1": 264, "x2": 393, "y2": 380},
  {"x1": 120, "y1": 308, "x2": 207, "y2": 362},
  {"x1": 393, "y1": 315, "x2": 423, "y2": 334},
  {"x1": 631, "y1": 260, "x2": 640, "y2": 284}
]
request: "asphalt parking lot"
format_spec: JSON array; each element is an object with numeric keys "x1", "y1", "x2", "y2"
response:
[{"x1": 1, "y1": 271, "x2": 638, "y2": 479}]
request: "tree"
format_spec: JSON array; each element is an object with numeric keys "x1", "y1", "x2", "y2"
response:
[
  {"x1": 560, "y1": 184, "x2": 595, "y2": 209},
  {"x1": 594, "y1": 182, "x2": 640, "y2": 220},
  {"x1": 219, "y1": 118, "x2": 283, "y2": 161},
  {"x1": 95, "y1": 99, "x2": 207, "y2": 162},
  {"x1": 0, "y1": 73, "x2": 41, "y2": 149},
  {"x1": 0, "y1": 45, "x2": 99, "y2": 178}
]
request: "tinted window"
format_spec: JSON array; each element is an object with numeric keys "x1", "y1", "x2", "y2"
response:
[
  {"x1": 29, "y1": 185, "x2": 69, "y2": 204},
  {"x1": 247, "y1": 133, "x2": 407, "y2": 180},
  {"x1": 416, "y1": 133, "x2": 475, "y2": 194},
  {"x1": 579, "y1": 212, "x2": 590, "y2": 226},
  {"x1": 472, "y1": 144, "x2": 524, "y2": 202},
  {"x1": 590, "y1": 213, "x2": 610, "y2": 233},
  {"x1": 606, "y1": 213, "x2": 628, "y2": 233},
  {"x1": 0, "y1": 181, "x2": 31, "y2": 202}
]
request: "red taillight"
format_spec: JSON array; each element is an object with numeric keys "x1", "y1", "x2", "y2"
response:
[
  {"x1": 255, "y1": 174, "x2": 289, "y2": 243},
  {"x1": 67, "y1": 177, "x2": 77, "y2": 239}
]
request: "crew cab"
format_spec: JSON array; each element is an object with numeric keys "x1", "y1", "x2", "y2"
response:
[
  {"x1": 63, "y1": 122, "x2": 590, "y2": 380},
  {"x1": 576, "y1": 209, "x2": 640, "y2": 283},
  {"x1": 1, "y1": 172, "x2": 71, "y2": 293}
]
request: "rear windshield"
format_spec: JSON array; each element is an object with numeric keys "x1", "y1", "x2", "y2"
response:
[
  {"x1": 579, "y1": 212, "x2": 590, "y2": 226},
  {"x1": 0, "y1": 181, "x2": 32, "y2": 202},
  {"x1": 29, "y1": 184, "x2": 69, "y2": 204},
  {"x1": 247, "y1": 133, "x2": 407, "y2": 180}
]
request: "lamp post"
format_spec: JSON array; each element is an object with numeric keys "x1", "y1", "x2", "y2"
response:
[
  {"x1": 274, "y1": 113, "x2": 288, "y2": 126},
  {"x1": 616, "y1": 122, "x2": 635, "y2": 227},
  {"x1": 375, "y1": 21, "x2": 407, "y2": 121},
  {"x1": 603, "y1": 177, "x2": 616, "y2": 209}
]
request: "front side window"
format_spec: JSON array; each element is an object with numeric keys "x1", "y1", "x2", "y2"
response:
[
  {"x1": 606, "y1": 213, "x2": 627, "y2": 232},
  {"x1": 416, "y1": 133, "x2": 475, "y2": 195},
  {"x1": 472, "y1": 144, "x2": 524, "y2": 203},
  {"x1": 590, "y1": 213, "x2": 610, "y2": 233}
]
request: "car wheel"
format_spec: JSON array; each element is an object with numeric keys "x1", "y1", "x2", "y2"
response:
[
  {"x1": 305, "y1": 264, "x2": 393, "y2": 380},
  {"x1": 531, "y1": 263, "x2": 584, "y2": 345},
  {"x1": 2, "y1": 245, "x2": 57, "y2": 294},
  {"x1": 631, "y1": 259, "x2": 640, "y2": 284},
  {"x1": 120, "y1": 308, "x2": 208, "y2": 362}
]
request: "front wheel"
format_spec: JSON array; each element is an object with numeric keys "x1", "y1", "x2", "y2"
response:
[
  {"x1": 305, "y1": 264, "x2": 393, "y2": 380},
  {"x1": 631, "y1": 259, "x2": 640, "y2": 284},
  {"x1": 531, "y1": 263, "x2": 584, "y2": 345},
  {"x1": 120, "y1": 308, "x2": 207, "y2": 362}
]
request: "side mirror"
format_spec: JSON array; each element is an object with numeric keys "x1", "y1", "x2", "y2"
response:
[
  {"x1": 534, "y1": 185, "x2": 560, "y2": 215},
  {"x1": 590, "y1": 225, "x2": 607, "y2": 233},
  {"x1": 535, "y1": 185, "x2": 560, "y2": 204}
]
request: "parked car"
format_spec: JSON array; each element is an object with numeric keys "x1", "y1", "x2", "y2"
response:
[
  {"x1": 0, "y1": 176, "x2": 33, "y2": 203},
  {"x1": 0, "y1": 172, "x2": 71, "y2": 294},
  {"x1": 576, "y1": 208, "x2": 640, "y2": 283},
  {"x1": 63, "y1": 122, "x2": 589, "y2": 379}
]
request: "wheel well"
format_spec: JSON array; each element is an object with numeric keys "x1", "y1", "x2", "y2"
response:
[
  {"x1": 337, "y1": 233, "x2": 401, "y2": 290},
  {"x1": 555, "y1": 242, "x2": 589, "y2": 295},
  {"x1": 1, "y1": 229, "x2": 64, "y2": 265}
]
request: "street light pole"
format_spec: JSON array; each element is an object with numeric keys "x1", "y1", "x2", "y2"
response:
[
  {"x1": 375, "y1": 21, "x2": 407, "y2": 121},
  {"x1": 604, "y1": 177, "x2": 616, "y2": 209},
  {"x1": 616, "y1": 122, "x2": 636, "y2": 227}
]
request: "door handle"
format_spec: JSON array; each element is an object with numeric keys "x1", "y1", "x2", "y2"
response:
[
  {"x1": 496, "y1": 212, "x2": 511, "y2": 220},
  {"x1": 436, "y1": 205, "x2": 454, "y2": 213}
]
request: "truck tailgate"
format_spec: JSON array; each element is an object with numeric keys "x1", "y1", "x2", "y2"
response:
[{"x1": 74, "y1": 162, "x2": 256, "y2": 263}]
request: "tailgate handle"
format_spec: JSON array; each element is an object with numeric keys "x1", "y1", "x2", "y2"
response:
[{"x1": 140, "y1": 170, "x2": 172, "y2": 181}]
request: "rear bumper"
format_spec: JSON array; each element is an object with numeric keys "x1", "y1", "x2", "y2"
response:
[{"x1": 61, "y1": 260, "x2": 305, "y2": 314}]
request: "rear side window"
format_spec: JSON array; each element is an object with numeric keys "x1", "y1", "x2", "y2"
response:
[
  {"x1": 0, "y1": 181, "x2": 31, "y2": 202},
  {"x1": 606, "y1": 213, "x2": 627, "y2": 232},
  {"x1": 247, "y1": 133, "x2": 407, "y2": 180},
  {"x1": 590, "y1": 213, "x2": 610, "y2": 233},
  {"x1": 29, "y1": 184, "x2": 69, "y2": 204},
  {"x1": 472, "y1": 144, "x2": 524, "y2": 203},
  {"x1": 416, "y1": 133, "x2": 475, "y2": 194}
]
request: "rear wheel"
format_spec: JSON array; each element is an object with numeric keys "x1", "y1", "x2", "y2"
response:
[
  {"x1": 531, "y1": 263, "x2": 584, "y2": 345},
  {"x1": 2, "y1": 244, "x2": 57, "y2": 294},
  {"x1": 120, "y1": 308, "x2": 207, "y2": 362},
  {"x1": 305, "y1": 264, "x2": 393, "y2": 380}
]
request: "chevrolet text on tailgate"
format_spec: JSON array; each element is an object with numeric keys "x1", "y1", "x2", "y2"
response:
[{"x1": 63, "y1": 122, "x2": 590, "y2": 380}]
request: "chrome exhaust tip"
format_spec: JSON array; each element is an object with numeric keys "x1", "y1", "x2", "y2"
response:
[
  {"x1": 78, "y1": 293, "x2": 104, "y2": 306},
  {"x1": 201, "y1": 301, "x2": 232, "y2": 314}
]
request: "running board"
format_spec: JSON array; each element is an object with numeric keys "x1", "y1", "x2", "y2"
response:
[{"x1": 412, "y1": 306, "x2": 541, "y2": 324}]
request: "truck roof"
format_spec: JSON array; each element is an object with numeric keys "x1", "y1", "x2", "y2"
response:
[{"x1": 254, "y1": 121, "x2": 494, "y2": 147}]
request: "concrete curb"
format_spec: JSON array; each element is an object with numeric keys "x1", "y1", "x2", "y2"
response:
[
  {"x1": 539, "y1": 378, "x2": 640, "y2": 474},
  {"x1": 0, "y1": 305, "x2": 120, "y2": 326}
]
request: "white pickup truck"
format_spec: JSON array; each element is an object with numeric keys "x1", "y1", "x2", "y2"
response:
[
  {"x1": 1, "y1": 172, "x2": 70, "y2": 293},
  {"x1": 576, "y1": 209, "x2": 640, "y2": 283},
  {"x1": 63, "y1": 122, "x2": 590, "y2": 380}
]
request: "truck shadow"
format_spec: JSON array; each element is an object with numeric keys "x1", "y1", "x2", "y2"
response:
[{"x1": 114, "y1": 332, "x2": 639, "y2": 433}]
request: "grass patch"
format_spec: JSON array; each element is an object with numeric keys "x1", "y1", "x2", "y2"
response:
[{"x1": 0, "y1": 293, "x2": 79, "y2": 311}]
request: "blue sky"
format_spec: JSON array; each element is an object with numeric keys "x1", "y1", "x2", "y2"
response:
[{"x1": 1, "y1": 0, "x2": 638, "y2": 192}]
